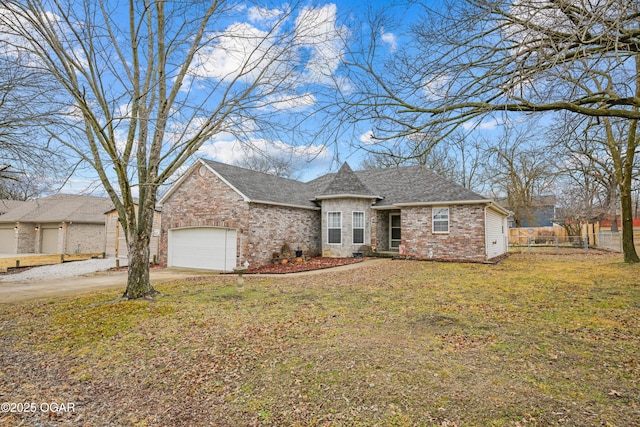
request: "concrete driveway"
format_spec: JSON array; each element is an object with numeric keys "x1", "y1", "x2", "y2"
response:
[{"x1": 0, "y1": 268, "x2": 220, "y2": 304}]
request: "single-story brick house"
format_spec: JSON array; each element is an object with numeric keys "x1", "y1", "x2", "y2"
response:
[
  {"x1": 158, "y1": 159, "x2": 510, "y2": 271},
  {"x1": 0, "y1": 194, "x2": 112, "y2": 254}
]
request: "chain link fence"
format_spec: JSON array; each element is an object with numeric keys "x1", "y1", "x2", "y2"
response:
[
  {"x1": 508, "y1": 227, "x2": 639, "y2": 254},
  {"x1": 509, "y1": 235, "x2": 592, "y2": 254},
  {"x1": 597, "y1": 231, "x2": 622, "y2": 252}
]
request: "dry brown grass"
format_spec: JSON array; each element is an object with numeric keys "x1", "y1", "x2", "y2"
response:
[{"x1": 1, "y1": 253, "x2": 638, "y2": 426}]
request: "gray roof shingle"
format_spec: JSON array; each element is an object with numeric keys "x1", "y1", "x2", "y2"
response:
[
  {"x1": 202, "y1": 159, "x2": 317, "y2": 208},
  {"x1": 0, "y1": 199, "x2": 29, "y2": 215},
  {"x1": 0, "y1": 194, "x2": 112, "y2": 223},
  {"x1": 354, "y1": 165, "x2": 488, "y2": 207},
  {"x1": 202, "y1": 160, "x2": 488, "y2": 209},
  {"x1": 316, "y1": 163, "x2": 378, "y2": 198}
]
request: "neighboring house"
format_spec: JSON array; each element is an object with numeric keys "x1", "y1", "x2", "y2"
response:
[
  {"x1": 104, "y1": 207, "x2": 162, "y2": 263},
  {"x1": 0, "y1": 199, "x2": 29, "y2": 216},
  {"x1": 0, "y1": 194, "x2": 112, "y2": 254},
  {"x1": 158, "y1": 159, "x2": 510, "y2": 271},
  {"x1": 497, "y1": 195, "x2": 557, "y2": 228}
]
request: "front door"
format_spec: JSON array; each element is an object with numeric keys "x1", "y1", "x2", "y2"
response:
[{"x1": 390, "y1": 214, "x2": 401, "y2": 249}]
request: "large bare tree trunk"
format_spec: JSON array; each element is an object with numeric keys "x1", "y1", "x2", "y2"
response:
[
  {"x1": 620, "y1": 188, "x2": 639, "y2": 263},
  {"x1": 124, "y1": 233, "x2": 155, "y2": 299},
  {"x1": 122, "y1": 185, "x2": 159, "y2": 299}
]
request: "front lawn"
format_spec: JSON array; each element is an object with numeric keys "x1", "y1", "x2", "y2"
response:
[{"x1": 1, "y1": 253, "x2": 638, "y2": 426}]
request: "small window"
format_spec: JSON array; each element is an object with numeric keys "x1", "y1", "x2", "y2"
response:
[
  {"x1": 353, "y1": 212, "x2": 365, "y2": 244},
  {"x1": 328, "y1": 212, "x2": 342, "y2": 244},
  {"x1": 432, "y1": 207, "x2": 449, "y2": 233}
]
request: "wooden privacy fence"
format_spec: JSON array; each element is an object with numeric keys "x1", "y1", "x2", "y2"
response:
[
  {"x1": 509, "y1": 226, "x2": 568, "y2": 246},
  {"x1": 508, "y1": 223, "x2": 640, "y2": 253},
  {"x1": 508, "y1": 224, "x2": 601, "y2": 248}
]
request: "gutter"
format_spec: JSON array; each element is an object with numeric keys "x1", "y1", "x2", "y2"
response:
[{"x1": 249, "y1": 200, "x2": 320, "y2": 211}]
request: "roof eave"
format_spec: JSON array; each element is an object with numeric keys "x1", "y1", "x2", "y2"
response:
[
  {"x1": 249, "y1": 200, "x2": 320, "y2": 210},
  {"x1": 373, "y1": 199, "x2": 494, "y2": 209},
  {"x1": 486, "y1": 201, "x2": 512, "y2": 216},
  {"x1": 314, "y1": 194, "x2": 382, "y2": 201}
]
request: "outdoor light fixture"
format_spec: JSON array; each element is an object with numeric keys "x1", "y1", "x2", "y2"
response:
[{"x1": 35, "y1": 226, "x2": 39, "y2": 231}]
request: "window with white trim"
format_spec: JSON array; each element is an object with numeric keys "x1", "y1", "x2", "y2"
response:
[
  {"x1": 352, "y1": 211, "x2": 365, "y2": 244},
  {"x1": 432, "y1": 207, "x2": 449, "y2": 233},
  {"x1": 327, "y1": 212, "x2": 342, "y2": 244}
]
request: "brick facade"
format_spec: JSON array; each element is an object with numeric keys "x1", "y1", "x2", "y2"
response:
[
  {"x1": 401, "y1": 204, "x2": 487, "y2": 262},
  {"x1": 15, "y1": 223, "x2": 36, "y2": 254},
  {"x1": 160, "y1": 161, "x2": 507, "y2": 268},
  {"x1": 159, "y1": 165, "x2": 321, "y2": 268},
  {"x1": 320, "y1": 198, "x2": 376, "y2": 257},
  {"x1": 66, "y1": 223, "x2": 106, "y2": 254},
  {"x1": 11, "y1": 222, "x2": 104, "y2": 254},
  {"x1": 247, "y1": 203, "x2": 320, "y2": 266},
  {"x1": 159, "y1": 165, "x2": 250, "y2": 267}
]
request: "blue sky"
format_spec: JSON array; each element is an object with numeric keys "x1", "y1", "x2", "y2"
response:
[
  {"x1": 183, "y1": 0, "x2": 503, "y2": 182},
  {"x1": 51, "y1": 0, "x2": 412, "y2": 191},
  {"x1": 3, "y1": 0, "x2": 502, "y2": 194}
]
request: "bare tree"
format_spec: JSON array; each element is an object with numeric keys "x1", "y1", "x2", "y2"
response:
[
  {"x1": 234, "y1": 151, "x2": 303, "y2": 179},
  {"x1": 0, "y1": 0, "x2": 343, "y2": 298},
  {"x1": 0, "y1": 51, "x2": 67, "y2": 197},
  {"x1": 341, "y1": 0, "x2": 640, "y2": 262},
  {"x1": 487, "y1": 124, "x2": 558, "y2": 227},
  {"x1": 359, "y1": 131, "x2": 489, "y2": 192},
  {"x1": 551, "y1": 113, "x2": 639, "y2": 232}
]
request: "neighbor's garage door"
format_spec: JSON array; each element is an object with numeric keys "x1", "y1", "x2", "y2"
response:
[
  {"x1": 168, "y1": 227, "x2": 237, "y2": 271},
  {"x1": 41, "y1": 227, "x2": 59, "y2": 254},
  {"x1": 0, "y1": 227, "x2": 15, "y2": 253}
]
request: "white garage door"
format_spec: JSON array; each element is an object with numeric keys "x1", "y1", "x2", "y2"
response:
[
  {"x1": 41, "y1": 228, "x2": 59, "y2": 254},
  {"x1": 0, "y1": 227, "x2": 15, "y2": 253},
  {"x1": 168, "y1": 227, "x2": 237, "y2": 271}
]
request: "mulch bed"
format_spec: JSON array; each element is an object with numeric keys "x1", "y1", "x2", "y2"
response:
[{"x1": 245, "y1": 256, "x2": 364, "y2": 274}]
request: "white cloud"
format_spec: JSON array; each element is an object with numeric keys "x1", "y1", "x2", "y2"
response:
[
  {"x1": 462, "y1": 117, "x2": 504, "y2": 131},
  {"x1": 294, "y1": 4, "x2": 348, "y2": 84},
  {"x1": 422, "y1": 73, "x2": 451, "y2": 101},
  {"x1": 381, "y1": 31, "x2": 397, "y2": 51},
  {"x1": 257, "y1": 92, "x2": 317, "y2": 111},
  {"x1": 188, "y1": 3, "x2": 347, "y2": 89},
  {"x1": 197, "y1": 136, "x2": 331, "y2": 177},
  {"x1": 359, "y1": 130, "x2": 376, "y2": 144},
  {"x1": 247, "y1": 6, "x2": 286, "y2": 26},
  {"x1": 190, "y1": 22, "x2": 277, "y2": 83}
]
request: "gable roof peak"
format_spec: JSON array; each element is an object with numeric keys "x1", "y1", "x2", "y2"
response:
[{"x1": 317, "y1": 162, "x2": 378, "y2": 199}]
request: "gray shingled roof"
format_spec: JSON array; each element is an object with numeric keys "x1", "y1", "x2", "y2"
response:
[
  {"x1": 316, "y1": 163, "x2": 378, "y2": 198},
  {"x1": 0, "y1": 194, "x2": 112, "y2": 223},
  {"x1": 0, "y1": 199, "x2": 29, "y2": 215},
  {"x1": 203, "y1": 160, "x2": 488, "y2": 208},
  {"x1": 354, "y1": 165, "x2": 488, "y2": 207},
  {"x1": 202, "y1": 160, "x2": 317, "y2": 208}
]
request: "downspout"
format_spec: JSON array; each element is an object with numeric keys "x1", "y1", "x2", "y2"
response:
[{"x1": 484, "y1": 206, "x2": 488, "y2": 260}]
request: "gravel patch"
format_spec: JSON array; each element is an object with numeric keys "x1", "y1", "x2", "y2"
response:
[{"x1": 0, "y1": 258, "x2": 128, "y2": 282}]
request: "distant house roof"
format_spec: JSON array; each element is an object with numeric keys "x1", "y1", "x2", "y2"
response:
[
  {"x1": 0, "y1": 199, "x2": 29, "y2": 215},
  {"x1": 164, "y1": 159, "x2": 496, "y2": 210},
  {"x1": 495, "y1": 195, "x2": 557, "y2": 208},
  {"x1": 0, "y1": 194, "x2": 112, "y2": 224}
]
